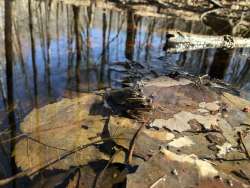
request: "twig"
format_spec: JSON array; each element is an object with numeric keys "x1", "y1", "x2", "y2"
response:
[
  {"x1": 27, "y1": 136, "x2": 68, "y2": 151},
  {"x1": 238, "y1": 131, "x2": 250, "y2": 159},
  {"x1": 0, "y1": 137, "x2": 127, "y2": 186},
  {"x1": 200, "y1": 156, "x2": 249, "y2": 161},
  {"x1": 127, "y1": 119, "x2": 151, "y2": 165},
  {"x1": 0, "y1": 123, "x2": 89, "y2": 144},
  {"x1": 150, "y1": 175, "x2": 167, "y2": 188},
  {"x1": 208, "y1": 0, "x2": 224, "y2": 8},
  {"x1": 232, "y1": 170, "x2": 250, "y2": 183},
  {"x1": 96, "y1": 13, "x2": 125, "y2": 62},
  {"x1": 240, "y1": 123, "x2": 250, "y2": 127}
]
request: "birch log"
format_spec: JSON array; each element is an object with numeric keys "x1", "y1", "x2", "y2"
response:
[{"x1": 165, "y1": 30, "x2": 250, "y2": 53}]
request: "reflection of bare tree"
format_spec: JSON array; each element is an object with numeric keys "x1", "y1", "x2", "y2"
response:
[
  {"x1": 209, "y1": 49, "x2": 231, "y2": 79},
  {"x1": 56, "y1": 2, "x2": 61, "y2": 67},
  {"x1": 136, "y1": 17, "x2": 143, "y2": 61},
  {"x1": 107, "y1": 10, "x2": 113, "y2": 88},
  {"x1": 28, "y1": 0, "x2": 38, "y2": 108},
  {"x1": 107, "y1": 10, "x2": 113, "y2": 59},
  {"x1": 37, "y1": 4, "x2": 47, "y2": 64},
  {"x1": 73, "y1": 5, "x2": 81, "y2": 92},
  {"x1": 224, "y1": 48, "x2": 250, "y2": 87},
  {"x1": 0, "y1": 76, "x2": 7, "y2": 110},
  {"x1": 115, "y1": 12, "x2": 121, "y2": 60},
  {"x1": 13, "y1": 20, "x2": 25, "y2": 68},
  {"x1": 99, "y1": 10, "x2": 107, "y2": 89},
  {"x1": 144, "y1": 18, "x2": 155, "y2": 62},
  {"x1": 236, "y1": 59, "x2": 250, "y2": 87},
  {"x1": 45, "y1": 0, "x2": 52, "y2": 99},
  {"x1": 125, "y1": 10, "x2": 138, "y2": 61},
  {"x1": 66, "y1": 5, "x2": 74, "y2": 97},
  {"x1": 4, "y1": 0, "x2": 17, "y2": 184},
  {"x1": 86, "y1": 4, "x2": 94, "y2": 91},
  {"x1": 13, "y1": 17, "x2": 32, "y2": 101}
]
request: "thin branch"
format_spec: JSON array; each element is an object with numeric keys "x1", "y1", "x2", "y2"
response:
[
  {"x1": 238, "y1": 131, "x2": 250, "y2": 159},
  {"x1": 127, "y1": 119, "x2": 152, "y2": 165},
  {"x1": 0, "y1": 137, "x2": 127, "y2": 186}
]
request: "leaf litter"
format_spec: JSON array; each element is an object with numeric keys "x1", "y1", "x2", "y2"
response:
[{"x1": 1, "y1": 73, "x2": 250, "y2": 187}]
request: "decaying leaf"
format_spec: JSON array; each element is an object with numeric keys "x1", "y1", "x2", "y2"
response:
[
  {"x1": 127, "y1": 148, "x2": 248, "y2": 188},
  {"x1": 168, "y1": 136, "x2": 194, "y2": 148},
  {"x1": 217, "y1": 118, "x2": 238, "y2": 146},
  {"x1": 143, "y1": 77, "x2": 193, "y2": 88},
  {"x1": 150, "y1": 111, "x2": 219, "y2": 132},
  {"x1": 109, "y1": 116, "x2": 174, "y2": 158},
  {"x1": 222, "y1": 92, "x2": 250, "y2": 110},
  {"x1": 66, "y1": 164, "x2": 127, "y2": 188},
  {"x1": 8, "y1": 75, "x2": 250, "y2": 187},
  {"x1": 216, "y1": 142, "x2": 233, "y2": 157},
  {"x1": 14, "y1": 94, "x2": 109, "y2": 171},
  {"x1": 142, "y1": 78, "x2": 219, "y2": 113},
  {"x1": 199, "y1": 101, "x2": 220, "y2": 112}
]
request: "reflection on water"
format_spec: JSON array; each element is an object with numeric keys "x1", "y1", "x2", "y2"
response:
[
  {"x1": 0, "y1": 0, "x2": 250, "y2": 185},
  {"x1": 4, "y1": 0, "x2": 17, "y2": 186}
]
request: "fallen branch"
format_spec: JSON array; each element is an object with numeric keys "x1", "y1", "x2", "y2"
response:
[
  {"x1": 200, "y1": 156, "x2": 249, "y2": 161},
  {"x1": 165, "y1": 30, "x2": 250, "y2": 53}
]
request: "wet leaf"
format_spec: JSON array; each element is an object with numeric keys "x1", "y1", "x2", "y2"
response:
[
  {"x1": 150, "y1": 111, "x2": 219, "y2": 132},
  {"x1": 168, "y1": 136, "x2": 194, "y2": 148},
  {"x1": 142, "y1": 77, "x2": 220, "y2": 120},
  {"x1": 143, "y1": 77, "x2": 193, "y2": 88},
  {"x1": 109, "y1": 116, "x2": 174, "y2": 158},
  {"x1": 127, "y1": 148, "x2": 248, "y2": 188},
  {"x1": 14, "y1": 94, "x2": 109, "y2": 172},
  {"x1": 199, "y1": 101, "x2": 220, "y2": 112},
  {"x1": 241, "y1": 132, "x2": 250, "y2": 157},
  {"x1": 222, "y1": 92, "x2": 250, "y2": 111},
  {"x1": 218, "y1": 118, "x2": 238, "y2": 146},
  {"x1": 216, "y1": 143, "x2": 233, "y2": 157}
]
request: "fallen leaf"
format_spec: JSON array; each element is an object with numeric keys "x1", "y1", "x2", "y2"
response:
[
  {"x1": 168, "y1": 136, "x2": 194, "y2": 148},
  {"x1": 150, "y1": 111, "x2": 219, "y2": 132},
  {"x1": 127, "y1": 148, "x2": 248, "y2": 188},
  {"x1": 14, "y1": 94, "x2": 109, "y2": 172}
]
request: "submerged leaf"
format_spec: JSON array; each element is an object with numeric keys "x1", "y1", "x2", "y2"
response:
[{"x1": 14, "y1": 94, "x2": 109, "y2": 172}]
